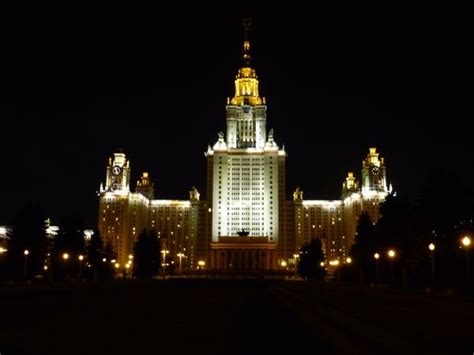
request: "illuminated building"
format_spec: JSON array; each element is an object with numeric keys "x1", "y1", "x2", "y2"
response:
[
  {"x1": 205, "y1": 20, "x2": 285, "y2": 270},
  {"x1": 283, "y1": 147, "x2": 391, "y2": 264},
  {"x1": 342, "y1": 148, "x2": 392, "y2": 255},
  {"x1": 97, "y1": 22, "x2": 391, "y2": 269},
  {"x1": 98, "y1": 152, "x2": 210, "y2": 267}
]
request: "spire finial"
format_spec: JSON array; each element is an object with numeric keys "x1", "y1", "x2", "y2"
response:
[
  {"x1": 242, "y1": 17, "x2": 252, "y2": 66},
  {"x1": 243, "y1": 17, "x2": 252, "y2": 41}
]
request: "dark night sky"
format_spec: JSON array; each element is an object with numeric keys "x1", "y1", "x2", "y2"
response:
[{"x1": 0, "y1": 8, "x2": 472, "y2": 227}]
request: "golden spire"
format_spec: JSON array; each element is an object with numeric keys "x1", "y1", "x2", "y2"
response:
[
  {"x1": 242, "y1": 17, "x2": 252, "y2": 66},
  {"x1": 228, "y1": 17, "x2": 264, "y2": 106}
]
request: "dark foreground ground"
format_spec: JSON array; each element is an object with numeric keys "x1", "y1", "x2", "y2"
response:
[{"x1": 0, "y1": 279, "x2": 473, "y2": 355}]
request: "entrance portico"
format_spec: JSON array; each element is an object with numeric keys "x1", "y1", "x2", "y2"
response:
[{"x1": 210, "y1": 236, "x2": 277, "y2": 271}]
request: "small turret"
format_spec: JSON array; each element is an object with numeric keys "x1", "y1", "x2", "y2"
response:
[
  {"x1": 189, "y1": 186, "x2": 200, "y2": 202},
  {"x1": 342, "y1": 172, "x2": 359, "y2": 198},
  {"x1": 293, "y1": 186, "x2": 304, "y2": 202},
  {"x1": 136, "y1": 172, "x2": 155, "y2": 199}
]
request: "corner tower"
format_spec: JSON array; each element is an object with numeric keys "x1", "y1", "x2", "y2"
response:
[
  {"x1": 102, "y1": 150, "x2": 131, "y2": 193},
  {"x1": 361, "y1": 147, "x2": 388, "y2": 195},
  {"x1": 98, "y1": 150, "x2": 135, "y2": 265}
]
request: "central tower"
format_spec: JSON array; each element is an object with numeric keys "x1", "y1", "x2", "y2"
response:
[
  {"x1": 226, "y1": 19, "x2": 266, "y2": 149},
  {"x1": 206, "y1": 20, "x2": 287, "y2": 269}
]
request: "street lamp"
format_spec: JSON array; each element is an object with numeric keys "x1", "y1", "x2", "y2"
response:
[
  {"x1": 161, "y1": 250, "x2": 169, "y2": 275},
  {"x1": 125, "y1": 263, "x2": 131, "y2": 278},
  {"x1": 198, "y1": 260, "x2": 206, "y2": 270},
  {"x1": 177, "y1": 253, "x2": 184, "y2": 274},
  {"x1": 78, "y1": 255, "x2": 84, "y2": 279},
  {"x1": 374, "y1": 253, "x2": 380, "y2": 282},
  {"x1": 428, "y1": 243, "x2": 436, "y2": 283},
  {"x1": 62, "y1": 253, "x2": 70, "y2": 280},
  {"x1": 461, "y1": 236, "x2": 471, "y2": 281},
  {"x1": 23, "y1": 249, "x2": 30, "y2": 279},
  {"x1": 346, "y1": 257, "x2": 352, "y2": 264},
  {"x1": 387, "y1": 249, "x2": 396, "y2": 282},
  {"x1": 0, "y1": 247, "x2": 7, "y2": 254},
  {"x1": 293, "y1": 254, "x2": 299, "y2": 276}
]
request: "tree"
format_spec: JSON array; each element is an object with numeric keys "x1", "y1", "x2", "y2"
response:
[
  {"x1": 297, "y1": 238, "x2": 325, "y2": 280},
  {"x1": 52, "y1": 216, "x2": 86, "y2": 280},
  {"x1": 350, "y1": 212, "x2": 376, "y2": 284},
  {"x1": 416, "y1": 171, "x2": 474, "y2": 286},
  {"x1": 377, "y1": 194, "x2": 424, "y2": 286},
  {"x1": 133, "y1": 229, "x2": 160, "y2": 278},
  {"x1": 350, "y1": 212, "x2": 376, "y2": 264},
  {"x1": 7, "y1": 202, "x2": 47, "y2": 279},
  {"x1": 87, "y1": 230, "x2": 104, "y2": 281},
  {"x1": 417, "y1": 171, "x2": 474, "y2": 241},
  {"x1": 54, "y1": 216, "x2": 85, "y2": 255},
  {"x1": 101, "y1": 241, "x2": 117, "y2": 279}
]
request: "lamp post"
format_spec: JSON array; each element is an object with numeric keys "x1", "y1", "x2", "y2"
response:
[
  {"x1": 293, "y1": 254, "x2": 299, "y2": 277},
  {"x1": 374, "y1": 253, "x2": 380, "y2": 282},
  {"x1": 62, "y1": 252, "x2": 70, "y2": 280},
  {"x1": 428, "y1": 243, "x2": 436, "y2": 283},
  {"x1": 114, "y1": 263, "x2": 120, "y2": 278},
  {"x1": 461, "y1": 236, "x2": 471, "y2": 281},
  {"x1": 177, "y1": 253, "x2": 184, "y2": 275},
  {"x1": 127, "y1": 255, "x2": 133, "y2": 278},
  {"x1": 161, "y1": 250, "x2": 169, "y2": 275},
  {"x1": 198, "y1": 260, "x2": 206, "y2": 271},
  {"x1": 387, "y1": 249, "x2": 396, "y2": 282},
  {"x1": 78, "y1": 255, "x2": 84, "y2": 279},
  {"x1": 23, "y1": 249, "x2": 30, "y2": 279}
]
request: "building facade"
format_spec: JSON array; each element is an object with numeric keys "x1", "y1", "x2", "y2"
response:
[{"x1": 97, "y1": 28, "x2": 391, "y2": 270}]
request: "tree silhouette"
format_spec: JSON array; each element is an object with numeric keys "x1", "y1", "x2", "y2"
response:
[
  {"x1": 297, "y1": 238, "x2": 325, "y2": 280},
  {"x1": 133, "y1": 229, "x2": 160, "y2": 278},
  {"x1": 351, "y1": 212, "x2": 376, "y2": 262},
  {"x1": 350, "y1": 212, "x2": 376, "y2": 284},
  {"x1": 52, "y1": 216, "x2": 85, "y2": 280},
  {"x1": 416, "y1": 171, "x2": 474, "y2": 286},
  {"x1": 7, "y1": 202, "x2": 47, "y2": 279},
  {"x1": 103, "y1": 242, "x2": 116, "y2": 261},
  {"x1": 377, "y1": 194, "x2": 424, "y2": 286},
  {"x1": 87, "y1": 230, "x2": 104, "y2": 281}
]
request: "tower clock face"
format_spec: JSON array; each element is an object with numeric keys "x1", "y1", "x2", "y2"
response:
[{"x1": 112, "y1": 166, "x2": 121, "y2": 175}]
